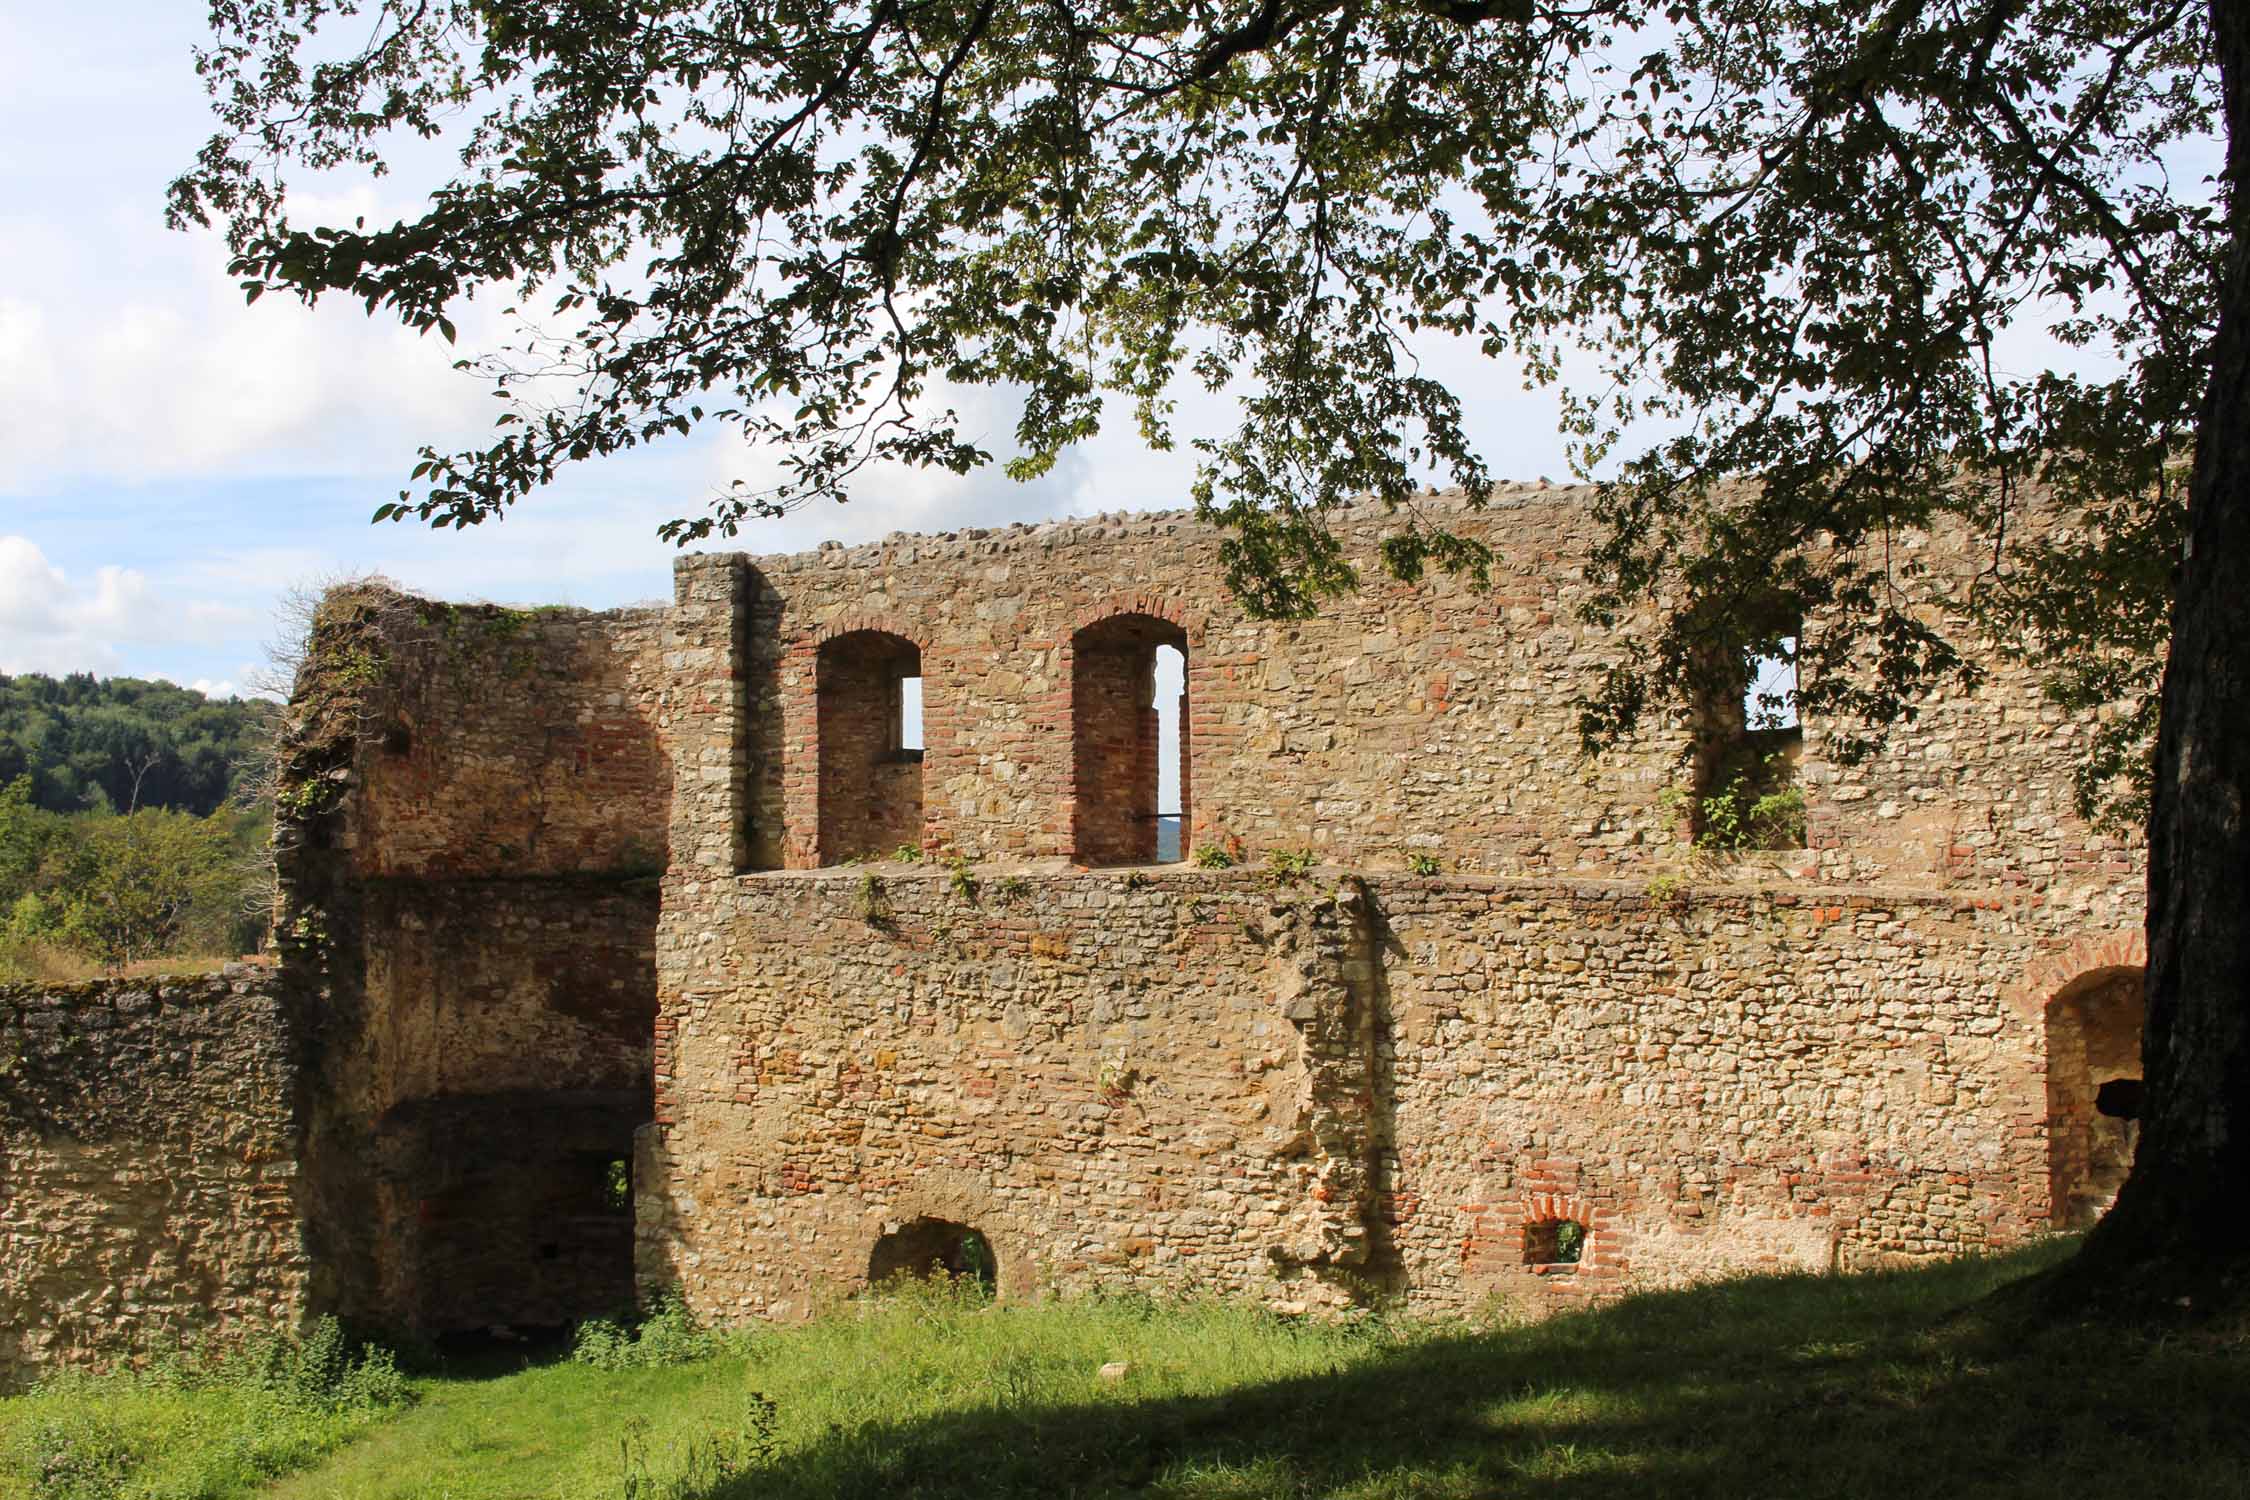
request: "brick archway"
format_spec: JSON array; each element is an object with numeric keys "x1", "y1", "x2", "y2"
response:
[
  {"x1": 1071, "y1": 593, "x2": 1199, "y2": 643},
  {"x1": 2005, "y1": 930, "x2": 2146, "y2": 1023},
  {"x1": 1068, "y1": 611, "x2": 1190, "y2": 866}
]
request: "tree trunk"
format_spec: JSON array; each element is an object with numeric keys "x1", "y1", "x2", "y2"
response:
[{"x1": 2068, "y1": 0, "x2": 2250, "y2": 1314}]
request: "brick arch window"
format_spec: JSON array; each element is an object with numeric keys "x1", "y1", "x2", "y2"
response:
[
  {"x1": 817, "y1": 629, "x2": 925, "y2": 864},
  {"x1": 1523, "y1": 1217, "x2": 1588, "y2": 1271},
  {"x1": 1070, "y1": 613, "x2": 1189, "y2": 866}
]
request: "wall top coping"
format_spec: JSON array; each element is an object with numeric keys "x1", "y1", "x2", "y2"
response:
[
  {"x1": 0, "y1": 966, "x2": 284, "y2": 1014},
  {"x1": 671, "y1": 481, "x2": 1599, "y2": 581},
  {"x1": 660, "y1": 860, "x2": 2092, "y2": 918}
]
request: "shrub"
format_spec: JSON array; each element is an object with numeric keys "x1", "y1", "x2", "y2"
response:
[
  {"x1": 242, "y1": 1317, "x2": 415, "y2": 1414},
  {"x1": 1671, "y1": 751, "x2": 1806, "y2": 853},
  {"x1": 573, "y1": 1294, "x2": 721, "y2": 1372},
  {"x1": 21, "y1": 1408, "x2": 137, "y2": 1500}
]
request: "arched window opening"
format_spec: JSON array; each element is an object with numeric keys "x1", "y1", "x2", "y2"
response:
[
  {"x1": 2046, "y1": 965, "x2": 2145, "y2": 1228},
  {"x1": 817, "y1": 630, "x2": 924, "y2": 864},
  {"x1": 1523, "y1": 1218, "x2": 1587, "y2": 1271},
  {"x1": 868, "y1": 1217, "x2": 997, "y2": 1296},
  {"x1": 1072, "y1": 614, "x2": 1189, "y2": 867}
]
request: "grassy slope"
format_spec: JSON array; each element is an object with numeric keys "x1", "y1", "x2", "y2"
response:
[{"x1": 12, "y1": 1240, "x2": 2248, "y2": 1500}]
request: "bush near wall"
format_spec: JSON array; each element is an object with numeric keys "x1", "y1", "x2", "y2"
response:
[{"x1": 0, "y1": 779, "x2": 264, "y2": 979}]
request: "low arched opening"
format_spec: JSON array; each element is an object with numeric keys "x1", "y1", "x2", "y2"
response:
[
  {"x1": 868, "y1": 1217, "x2": 997, "y2": 1295},
  {"x1": 2045, "y1": 965, "x2": 2146, "y2": 1229}
]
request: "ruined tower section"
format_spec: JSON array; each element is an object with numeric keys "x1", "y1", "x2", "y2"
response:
[
  {"x1": 277, "y1": 586, "x2": 672, "y2": 1339},
  {"x1": 638, "y1": 488, "x2": 2147, "y2": 1319}
]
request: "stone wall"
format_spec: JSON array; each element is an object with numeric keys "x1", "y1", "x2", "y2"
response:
[
  {"x1": 637, "y1": 485, "x2": 2146, "y2": 1320},
  {"x1": 639, "y1": 867, "x2": 2134, "y2": 1318},
  {"x1": 0, "y1": 969, "x2": 306, "y2": 1389},
  {"x1": 284, "y1": 592, "x2": 672, "y2": 1337},
  {"x1": 0, "y1": 483, "x2": 2155, "y2": 1362},
  {"x1": 669, "y1": 486, "x2": 2139, "y2": 918}
]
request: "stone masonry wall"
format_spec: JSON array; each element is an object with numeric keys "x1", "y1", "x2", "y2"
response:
[
  {"x1": 347, "y1": 599, "x2": 673, "y2": 881},
  {"x1": 287, "y1": 593, "x2": 674, "y2": 1336},
  {"x1": 671, "y1": 485, "x2": 2140, "y2": 917},
  {"x1": 7, "y1": 482, "x2": 2153, "y2": 1363},
  {"x1": 641, "y1": 485, "x2": 2146, "y2": 1321},
  {"x1": 641, "y1": 867, "x2": 2135, "y2": 1318},
  {"x1": 0, "y1": 969, "x2": 306, "y2": 1390}
]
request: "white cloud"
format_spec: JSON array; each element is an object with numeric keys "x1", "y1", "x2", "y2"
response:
[
  {"x1": 0, "y1": 535, "x2": 255, "y2": 676},
  {"x1": 0, "y1": 225, "x2": 507, "y2": 495}
]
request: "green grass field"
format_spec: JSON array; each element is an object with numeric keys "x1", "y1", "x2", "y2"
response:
[{"x1": 7, "y1": 1239, "x2": 2246, "y2": 1500}]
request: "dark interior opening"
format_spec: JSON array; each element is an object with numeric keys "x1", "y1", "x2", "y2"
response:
[
  {"x1": 1523, "y1": 1218, "x2": 1587, "y2": 1268},
  {"x1": 2048, "y1": 966, "x2": 2146, "y2": 1227},
  {"x1": 868, "y1": 1217, "x2": 997, "y2": 1294}
]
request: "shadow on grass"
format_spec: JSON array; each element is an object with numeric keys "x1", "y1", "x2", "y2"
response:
[{"x1": 712, "y1": 1244, "x2": 2250, "y2": 1500}]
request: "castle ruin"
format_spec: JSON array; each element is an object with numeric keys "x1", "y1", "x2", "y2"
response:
[{"x1": 0, "y1": 485, "x2": 2148, "y2": 1381}]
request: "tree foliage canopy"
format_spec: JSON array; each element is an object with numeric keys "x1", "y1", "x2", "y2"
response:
[
  {"x1": 0, "y1": 674, "x2": 273, "y2": 818},
  {"x1": 170, "y1": 0, "x2": 2211, "y2": 802}
]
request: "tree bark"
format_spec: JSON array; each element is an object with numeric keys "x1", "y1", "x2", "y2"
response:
[{"x1": 2068, "y1": 0, "x2": 2250, "y2": 1314}]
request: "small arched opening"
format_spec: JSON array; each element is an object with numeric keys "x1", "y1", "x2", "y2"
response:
[
  {"x1": 868, "y1": 1217, "x2": 997, "y2": 1295},
  {"x1": 2045, "y1": 965, "x2": 2145, "y2": 1229},
  {"x1": 1071, "y1": 613, "x2": 1189, "y2": 866},
  {"x1": 817, "y1": 629, "x2": 925, "y2": 864}
]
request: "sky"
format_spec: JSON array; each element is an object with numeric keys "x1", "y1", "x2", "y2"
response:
[{"x1": 0, "y1": 2, "x2": 1593, "y2": 699}]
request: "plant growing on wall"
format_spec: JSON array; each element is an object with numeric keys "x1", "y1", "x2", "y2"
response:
[
  {"x1": 1662, "y1": 754, "x2": 1808, "y2": 854},
  {"x1": 853, "y1": 870, "x2": 888, "y2": 925},
  {"x1": 945, "y1": 852, "x2": 979, "y2": 904}
]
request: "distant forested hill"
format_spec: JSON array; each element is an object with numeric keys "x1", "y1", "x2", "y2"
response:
[{"x1": 0, "y1": 674, "x2": 273, "y2": 816}]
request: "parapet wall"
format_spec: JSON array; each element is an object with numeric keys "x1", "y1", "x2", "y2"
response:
[
  {"x1": 0, "y1": 969, "x2": 307, "y2": 1389},
  {"x1": 667, "y1": 485, "x2": 2139, "y2": 911}
]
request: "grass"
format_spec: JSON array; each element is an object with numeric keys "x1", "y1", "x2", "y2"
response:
[
  {"x1": 6, "y1": 1239, "x2": 2246, "y2": 1499},
  {"x1": 0, "y1": 1319, "x2": 409, "y2": 1500}
]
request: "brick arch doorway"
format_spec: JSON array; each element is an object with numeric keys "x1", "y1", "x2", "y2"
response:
[{"x1": 2045, "y1": 965, "x2": 2145, "y2": 1229}]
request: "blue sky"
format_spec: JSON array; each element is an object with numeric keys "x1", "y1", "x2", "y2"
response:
[{"x1": 0, "y1": 2, "x2": 1596, "y2": 698}]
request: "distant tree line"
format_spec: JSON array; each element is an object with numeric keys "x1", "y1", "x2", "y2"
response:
[
  {"x1": 0, "y1": 673, "x2": 272, "y2": 816},
  {"x1": 0, "y1": 675, "x2": 275, "y2": 979}
]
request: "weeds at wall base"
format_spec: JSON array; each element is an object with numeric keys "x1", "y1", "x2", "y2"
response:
[{"x1": 0, "y1": 1317, "x2": 412, "y2": 1500}]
